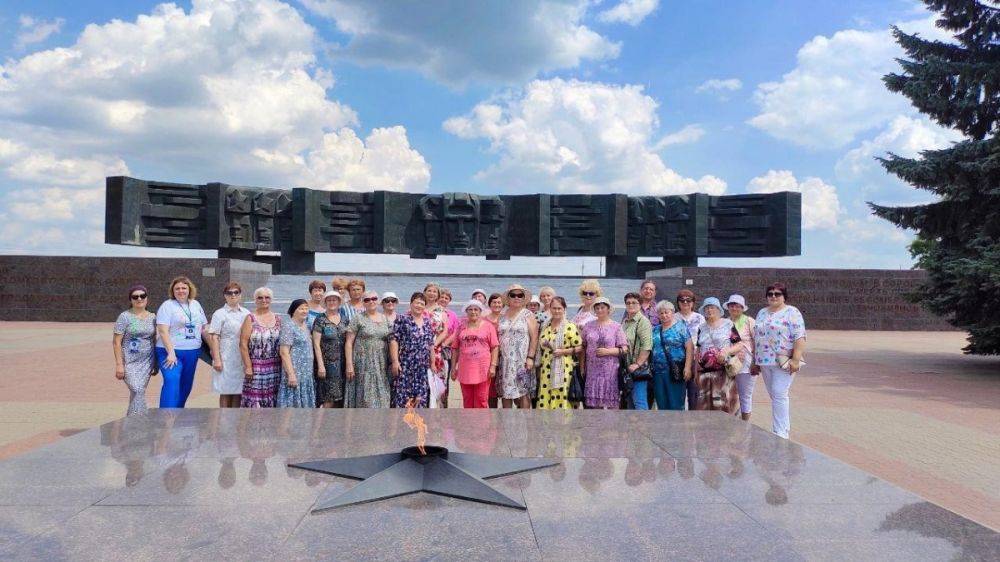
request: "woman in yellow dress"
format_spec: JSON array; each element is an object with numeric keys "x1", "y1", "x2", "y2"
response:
[{"x1": 536, "y1": 296, "x2": 583, "y2": 410}]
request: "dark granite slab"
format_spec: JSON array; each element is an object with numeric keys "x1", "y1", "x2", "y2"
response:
[{"x1": 0, "y1": 409, "x2": 995, "y2": 561}]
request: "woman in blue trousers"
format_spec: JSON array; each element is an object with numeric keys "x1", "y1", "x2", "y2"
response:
[{"x1": 155, "y1": 276, "x2": 209, "y2": 408}]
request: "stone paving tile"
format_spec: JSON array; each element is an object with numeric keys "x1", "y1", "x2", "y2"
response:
[{"x1": 1, "y1": 323, "x2": 998, "y2": 531}]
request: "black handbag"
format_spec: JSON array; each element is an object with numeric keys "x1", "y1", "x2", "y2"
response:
[
  {"x1": 567, "y1": 364, "x2": 585, "y2": 403},
  {"x1": 659, "y1": 326, "x2": 685, "y2": 383},
  {"x1": 618, "y1": 354, "x2": 634, "y2": 395}
]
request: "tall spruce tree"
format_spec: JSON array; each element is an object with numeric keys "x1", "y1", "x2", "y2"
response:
[{"x1": 870, "y1": 0, "x2": 1000, "y2": 354}]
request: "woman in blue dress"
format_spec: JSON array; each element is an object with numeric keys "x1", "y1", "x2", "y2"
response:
[
  {"x1": 277, "y1": 299, "x2": 316, "y2": 408},
  {"x1": 389, "y1": 292, "x2": 435, "y2": 408},
  {"x1": 650, "y1": 300, "x2": 694, "y2": 410}
]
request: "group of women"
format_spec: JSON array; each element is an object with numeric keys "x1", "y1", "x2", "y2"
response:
[{"x1": 112, "y1": 276, "x2": 806, "y2": 438}]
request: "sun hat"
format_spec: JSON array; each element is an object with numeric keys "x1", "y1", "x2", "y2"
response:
[
  {"x1": 463, "y1": 299, "x2": 486, "y2": 313},
  {"x1": 699, "y1": 297, "x2": 724, "y2": 316},
  {"x1": 724, "y1": 294, "x2": 746, "y2": 310},
  {"x1": 529, "y1": 296, "x2": 541, "y2": 305},
  {"x1": 322, "y1": 290, "x2": 342, "y2": 302},
  {"x1": 593, "y1": 296, "x2": 613, "y2": 312},
  {"x1": 381, "y1": 291, "x2": 398, "y2": 302},
  {"x1": 471, "y1": 288, "x2": 486, "y2": 298}
]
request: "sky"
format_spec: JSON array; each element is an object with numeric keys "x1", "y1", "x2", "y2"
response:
[{"x1": 0, "y1": 0, "x2": 963, "y2": 275}]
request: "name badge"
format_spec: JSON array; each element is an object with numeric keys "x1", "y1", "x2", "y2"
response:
[
  {"x1": 184, "y1": 323, "x2": 196, "y2": 339},
  {"x1": 128, "y1": 338, "x2": 140, "y2": 353}
]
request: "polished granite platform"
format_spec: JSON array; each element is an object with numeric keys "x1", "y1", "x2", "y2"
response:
[{"x1": 0, "y1": 409, "x2": 996, "y2": 561}]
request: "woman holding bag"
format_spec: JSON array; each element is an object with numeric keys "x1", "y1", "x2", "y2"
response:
[
  {"x1": 752, "y1": 282, "x2": 806, "y2": 439},
  {"x1": 497, "y1": 284, "x2": 538, "y2": 409},
  {"x1": 650, "y1": 301, "x2": 693, "y2": 410},
  {"x1": 694, "y1": 297, "x2": 743, "y2": 415},
  {"x1": 536, "y1": 296, "x2": 582, "y2": 410},
  {"x1": 621, "y1": 292, "x2": 653, "y2": 410}
]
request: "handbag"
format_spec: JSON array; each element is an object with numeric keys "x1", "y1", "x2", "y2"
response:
[
  {"x1": 567, "y1": 364, "x2": 585, "y2": 402},
  {"x1": 618, "y1": 354, "x2": 634, "y2": 395},
  {"x1": 659, "y1": 325, "x2": 685, "y2": 383}
]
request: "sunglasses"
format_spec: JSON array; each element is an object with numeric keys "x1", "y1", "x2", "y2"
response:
[
  {"x1": 363, "y1": 297, "x2": 379, "y2": 303},
  {"x1": 224, "y1": 290, "x2": 241, "y2": 296},
  {"x1": 766, "y1": 291, "x2": 784, "y2": 298},
  {"x1": 130, "y1": 293, "x2": 147, "y2": 300},
  {"x1": 382, "y1": 298, "x2": 398, "y2": 304},
  {"x1": 625, "y1": 300, "x2": 640, "y2": 306},
  {"x1": 677, "y1": 297, "x2": 694, "y2": 303},
  {"x1": 255, "y1": 296, "x2": 272, "y2": 300},
  {"x1": 581, "y1": 291, "x2": 597, "y2": 297},
  {"x1": 508, "y1": 292, "x2": 525, "y2": 298}
]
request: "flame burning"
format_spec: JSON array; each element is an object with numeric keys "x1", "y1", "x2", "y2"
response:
[{"x1": 402, "y1": 398, "x2": 427, "y2": 455}]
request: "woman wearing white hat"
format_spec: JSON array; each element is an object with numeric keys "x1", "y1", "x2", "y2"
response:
[
  {"x1": 381, "y1": 292, "x2": 399, "y2": 325},
  {"x1": 694, "y1": 297, "x2": 743, "y2": 415},
  {"x1": 312, "y1": 290, "x2": 348, "y2": 408},
  {"x1": 725, "y1": 294, "x2": 756, "y2": 421},
  {"x1": 451, "y1": 300, "x2": 499, "y2": 408},
  {"x1": 580, "y1": 296, "x2": 628, "y2": 409}
]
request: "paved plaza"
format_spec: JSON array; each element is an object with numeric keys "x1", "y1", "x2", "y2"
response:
[{"x1": 1, "y1": 322, "x2": 997, "y2": 531}]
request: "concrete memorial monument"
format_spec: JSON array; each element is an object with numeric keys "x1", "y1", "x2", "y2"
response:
[{"x1": 105, "y1": 176, "x2": 802, "y2": 277}]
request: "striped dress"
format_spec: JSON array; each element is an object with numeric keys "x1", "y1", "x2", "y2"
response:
[{"x1": 240, "y1": 313, "x2": 282, "y2": 408}]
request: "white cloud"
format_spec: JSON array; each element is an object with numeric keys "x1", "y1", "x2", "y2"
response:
[
  {"x1": 695, "y1": 78, "x2": 743, "y2": 94},
  {"x1": 15, "y1": 15, "x2": 65, "y2": 50},
  {"x1": 597, "y1": 0, "x2": 660, "y2": 26},
  {"x1": 0, "y1": 0, "x2": 430, "y2": 254},
  {"x1": 835, "y1": 115, "x2": 963, "y2": 201},
  {"x1": 444, "y1": 78, "x2": 726, "y2": 195},
  {"x1": 653, "y1": 124, "x2": 705, "y2": 150},
  {"x1": 300, "y1": 0, "x2": 621, "y2": 85},
  {"x1": 747, "y1": 170, "x2": 840, "y2": 230},
  {"x1": 748, "y1": 14, "x2": 954, "y2": 149}
]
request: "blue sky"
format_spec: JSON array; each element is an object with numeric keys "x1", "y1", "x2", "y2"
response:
[{"x1": 0, "y1": 0, "x2": 962, "y2": 274}]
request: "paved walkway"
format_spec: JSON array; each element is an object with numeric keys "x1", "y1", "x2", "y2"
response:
[{"x1": 1, "y1": 322, "x2": 997, "y2": 530}]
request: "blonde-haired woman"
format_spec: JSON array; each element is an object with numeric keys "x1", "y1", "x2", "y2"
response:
[
  {"x1": 497, "y1": 284, "x2": 539, "y2": 409},
  {"x1": 572, "y1": 279, "x2": 602, "y2": 328},
  {"x1": 155, "y1": 276, "x2": 208, "y2": 408}
]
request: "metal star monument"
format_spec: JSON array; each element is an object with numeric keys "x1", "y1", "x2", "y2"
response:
[{"x1": 290, "y1": 446, "x2": 558, "y2": 512}]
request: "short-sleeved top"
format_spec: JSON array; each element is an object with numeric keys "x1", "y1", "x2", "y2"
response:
[
  {"x1": 208, "y1": 305, "x2": 250, "y2": 338},
  {"x1": 621, "y1": 313, "x2": 653, "y2": 361},
  {"x1": 572, "y1": 308, "x2": 596, "y2": 328},
  {"x1": 697, "y1": 319, "x2": 736, "y2": 353},
  {"x1": 306, "y1": 307, "x2": 325, "y2": 330},
  {"x1": 155, "y1": 299, "x2": 208, "y2": 350},
  {"x1": 621, "y1": 302, "x2": 659, "y2": 327},
  {"x1": 678, "y1": 311, "x2": 705, "y2": 340},
  {"x1": 453, "y1": 320, "x2": 499, "y2": 385},
  {"x1": 652, "y1": 320, "x2": 690, "y2": 365},
  {"x1": 753, "y1": 306, "x2": 806, "y2": 366}
]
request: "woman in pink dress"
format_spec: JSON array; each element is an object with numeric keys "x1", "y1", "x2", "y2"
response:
[{"x1": 451, "y1": 300, "x2": 499, "y2": 408}]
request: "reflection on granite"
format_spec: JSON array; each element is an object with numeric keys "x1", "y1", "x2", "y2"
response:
[{"x1": 0, "y1": 409, "x2": 996, "y2": 560}]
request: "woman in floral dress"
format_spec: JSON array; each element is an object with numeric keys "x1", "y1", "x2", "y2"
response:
[
  {"x1": 536, "y1": 296, "x2": 581, "y2": 410},
  {"x1": 112, "y1": 284, "x2": 157, "y2": 416},
  {"x1": 277, "y1": 299, "x2": 316, "y2": 408},
  {"x1": 694, "y1": 297, "x2": 743, "y2": 416},
  {"x1": 344, "y1": 290, "x2": 392, "y2": 408},
  {"x1": 389, "y1": 292, "x2": 435, "y2": 408},
  {"x1": 239, "y1": 287, "x2": 282, "y2": 408},
  {"x1": 313, "y1": 291, "x2": 347, "y2": 408},
  {"x1": 497, "y1": 284, "x2": 538, "y2": 409},
  {"x1": 580, "y1": 297, "x2": 628, "y2": 409}
]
